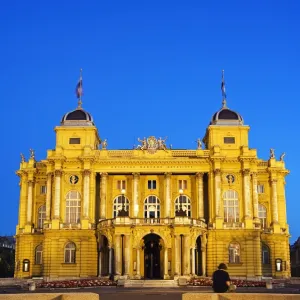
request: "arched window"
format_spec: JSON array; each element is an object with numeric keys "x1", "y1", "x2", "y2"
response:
[
  {"x1": 144, "y1": 196, "x2": 160, "y2": 218},
  {"x1": 38, "y1": 205, "x2": 46, "y2": 229},
  {"x1": 64, "y1": 242, "x2": 76, "y2": 263},
  {"x1": 175, "y1": 195, "x2": 191, "y2": 217},
  {"x1": 113, "y1": 195, "x2": 130, "y2": 217},
  {"x1": 258, "y1": 204, "x2": 267, "y2": 228},
  {"x1": 66, "y1": 191, "x2": 81, "y2": 223},
  {"x1": 229, "y1": 242, "x2": 240, "y2": 263},
  {"x1": 223, "y1": 190, "x2": 239, "y2": 223},
  {"x1": 262, "y1": 243, "x2": 270, "y2": 264},
  {"x1": 35, "y1": 244, "x2": 43, "y2": 264}
]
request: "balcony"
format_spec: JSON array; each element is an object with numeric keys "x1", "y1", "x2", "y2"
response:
[
  {"x1": 223, "y1": 222, "x2": 244, "y2": 229},
  {"x1": 97, "y1": 217, "x2": 207, "y2": 229}
]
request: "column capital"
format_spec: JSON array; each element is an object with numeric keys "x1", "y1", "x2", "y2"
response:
[
  {"x1": 47, "y1": 172, "x2": 53, "y2": 177},
  {"x1": 242, "y1": 168, "x2": 251, "y2": 175},
  {"x1": 54, "y1": 170, "x2": 63, "y2": 177},
  {"x1": 270, "y1": 179, "x2": 278, "y2": 184},
  {"x1": 164, "y1": 172, "x2": 172, "y2": 177},
  {"x1": 251, "y1": 172, "x2": 258, "y2": 177},
  {"x1": 27, "y1": 180, "x2": 33, "y2": 186},
  {"x1": 132, "y1": 172, "x2": 140, "y2": 178},
  {"x1": 83, "y1": 169, "x2": 91, "y2": 176},
  {"x1": 214, "y1": 168, "x2": 221, "y2": 175},
  {"x1": 196, "y1": 172, "x2": 204, "y2": 178},
  {"x1": 100, "y1": 172, "x2": 108, "y2": 177}
]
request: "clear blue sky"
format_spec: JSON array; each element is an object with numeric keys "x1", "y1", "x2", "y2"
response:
[{"x1": 1, "y1": 1, "x2": 299, "y2": 242}]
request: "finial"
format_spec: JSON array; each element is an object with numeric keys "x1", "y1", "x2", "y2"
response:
[
  {"x1": 270, "y1": 148, "x2": 275, "y2": 159},
  {"x1": 280, "y1": 152, "x2": 285, "y2": 162},
  {"x1": 221, "y1": 70, "x2": 227, "y2": 108},
  {"x1": 20, "y1": 153, "x2": 25, "y2": 163},
  {"x1": 29, "y1": 148, "x2": 35, "y2": 160},
  {"x1": 75, "y1": 68, "x2": 83, "y2": 109}
]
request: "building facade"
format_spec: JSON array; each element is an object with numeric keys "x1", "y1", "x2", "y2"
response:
[
  {"x1": 290, "y1": 238, "x2": 300, "y2": 277},
  {"x1": 15, "y1": 84, "x2": 290, "y2": 280}
]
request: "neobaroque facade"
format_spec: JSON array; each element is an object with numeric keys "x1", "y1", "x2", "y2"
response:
[{"x1": 15, "y1": 80, "x2": 290, "y2": 280}]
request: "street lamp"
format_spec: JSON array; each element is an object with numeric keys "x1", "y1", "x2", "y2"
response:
[
  {"x1": 176, "y1": 189, "x2": 186, "y2": 217},
  {"x1": 118, "y1": 188, "x2": 129, "y2": 217}
]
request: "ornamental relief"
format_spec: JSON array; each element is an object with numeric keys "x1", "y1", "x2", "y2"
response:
[
  {"x1": 221, "y1": 172, "x2": 240, "y2": 184},
  {"x1": 63, "y1": 173, "x2": 82, "y2": 185}
]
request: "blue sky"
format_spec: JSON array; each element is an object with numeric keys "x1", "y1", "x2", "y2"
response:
[{"x1": 1, "y1": 1, "x2": 299, "y2": 242}]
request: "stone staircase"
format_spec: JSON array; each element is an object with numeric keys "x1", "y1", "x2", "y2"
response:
[{"x1": 124, "y1": 279, "x2": 178, "y2": 287}]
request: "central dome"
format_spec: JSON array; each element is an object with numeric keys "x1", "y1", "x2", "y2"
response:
[
  {"x1": 61, "y1": 107, "x2": 94, "y2": 126},
  {"x1": 210, "y1": 105, "x2": 243, "y2": 125}
]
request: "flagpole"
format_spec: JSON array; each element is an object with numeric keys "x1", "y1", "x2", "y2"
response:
[{"x1": 78, "y1": 68, "x2": 83, "y2": 109}]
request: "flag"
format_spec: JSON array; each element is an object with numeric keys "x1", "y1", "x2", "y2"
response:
[
  {"x1": 75, "y1": 78, "x2": 83, "y2": 98},
  {"x1": 221, "y1": 73, "x2": 226, "y2": 99}
]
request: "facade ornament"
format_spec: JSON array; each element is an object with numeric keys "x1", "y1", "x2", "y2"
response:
[
  {"x1": 20, "y1": 153, "x2": 25, "y2": 163},
  {"x1": 29, "y1": 148, "x2": 35, "y2": 160},
  {"x1": 102, "y1": 139, "x2": 107, "y2": 150},
  {"x1": 196, "y1": 138, "x2": 202, "y2": 150},
  {"x1": 280, "y1": 152, "x2": 285, "y2": 162},
  {"x1": 226, "y1": 174, "x2": 235, "y2": 184},
  {"x1": 270, "y1": 148, "x2": 275, "y2": 159},
  {"x1": 136, "y1": 136, "x2": 168, "y2": 153},
  {"x1": 70, "y1": 175, "x2": 79, "y2": 184}
]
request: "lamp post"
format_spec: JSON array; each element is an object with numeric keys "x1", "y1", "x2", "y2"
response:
[
  {"x1": 176, "y1": 189, "x2": 186, "y2": 217},
  {"x1": 118, "y1": 189, "x2": 128, "y2": 217}
]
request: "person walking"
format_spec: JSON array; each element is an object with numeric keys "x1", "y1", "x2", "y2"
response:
[{"x1": 212, "y1": 263, "x2": 236, "y2": 293}]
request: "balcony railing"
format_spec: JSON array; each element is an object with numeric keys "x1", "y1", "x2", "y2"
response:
[{"x1": 98, "y1": 217, "x2": 207, "y2": 228}]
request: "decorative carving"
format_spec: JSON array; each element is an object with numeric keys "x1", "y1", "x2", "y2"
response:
[
  {"x1": 242, "y1": 169, "x2": 250, "y2": 176},
  {"x1": 226, "y1": 174, "x2": 235, "y2": 184},
  {"x1": 70, "y1": 175, "x2": 79, "y2": 184},
  {"x1": 20, "y1": 153, "x2": 25, "y2": 163},
  {"x1": 270, "y1": 148, "x2": 275, "y2": 159},
  {"x1": 102, "y1": 139, "x2": 107, "y2": 150},
  {"x1": 54, "y1": 170, "x2": 62, "y2": 177},
  {"x1": 196, "y1": 172, "x2": 204, "y2": 179},
  {"x1": 27, "y1": 180, "x2": 33, "y2": 186},
  {"x1": 214, "y1": 169, "x2": 221, "y2": 175},
  {"x1": 83, "y1": 170, "x2": 91, "y2": 177},
  {"x1": 29, "y1": 148, "x2": 35, "y2": 160},
  {"x1": 196, "y1": 138, "x2": 202, "y2": 150},
  {"x1": 280, "y1": 152, "x2": 285, "y2": 161},
  {"x1": 136, "y1": 136, "x2": 168, "y2": 153}
]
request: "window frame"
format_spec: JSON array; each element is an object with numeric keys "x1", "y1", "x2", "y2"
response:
[
  {"x1": 223, "y1": 190, "x2": 239, "y2": 223},
  {"x1": 144, "y1": 196, "x2": 160, "y2": 218},
  {"x1": 148, "y1": 180, "x2": 157, "y2": 190},
  {"x1": 38, "y1": 205, "x2": 46, "y2": 229},
  {"x1": 229, "y1": 242, "x2": 240, "y2": 264},
  {"x1": 175, "y1": 195, "x2": 191, "y2": 217},
  {"x1": 262, "y1": 243, "x2": 270, "y2": 264},
  {"x1": 257, "y1": 184, "x2": 265, "y2": 194},
  {"x1": 64, "y1": 242, "x2": 76, "y2": 264},
  {"x1": 65, "y1": 191, "x2": 81, "y2": 224},
  {"x1": 178, "y1": 179, "x2": 187, "y2": 190},
  {"x1": 117, "y1": 180, "x2": 126, "y2": 190},
  {"x1": 40, "y1": 185, "x2": 47, "y2": 194},
  {"x1": 258, "y1": 204, "x2": 267, "y2": 229},
  {"x1": 35, "y1": 244, "x2": 43, "y2": 265},
  {"x1": 113, "y1": 195, "x2": 130, "y2": 217}
]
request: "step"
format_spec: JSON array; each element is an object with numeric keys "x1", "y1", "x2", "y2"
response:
[{"x1": 124, "y1": 279, "x2": 178, "y2": 287}]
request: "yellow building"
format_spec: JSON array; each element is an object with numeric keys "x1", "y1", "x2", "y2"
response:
[{"x1": 15, "y1": 78, "x2": 290, "y2": 281}]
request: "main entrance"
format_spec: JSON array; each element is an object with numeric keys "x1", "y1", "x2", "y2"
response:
[{"x1": 143, "y1": 233, "x2": 161, "y2": 279}]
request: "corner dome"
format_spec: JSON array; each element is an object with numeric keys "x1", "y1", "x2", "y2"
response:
[
  {"x1": 61, "y1": 107, "x2": 94, "y2": 126},
  {"x1": 211, "y1": 106, "x2": 243, "y2": 125}
]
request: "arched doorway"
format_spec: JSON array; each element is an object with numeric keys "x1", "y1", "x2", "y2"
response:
[
  {"x1": 195, "y1": 236, "x2": 202, "y2": 275},
  {"x1": 98, "y1": 235, "x2": 110, "y2": 276},
  {"x1": 143, "y1": 234, "x2": 162, "y2": 279}
]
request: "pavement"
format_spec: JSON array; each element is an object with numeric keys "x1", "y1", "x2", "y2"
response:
[{"x1": 1, "y1": 285, "x2": 300, "y2": 300}]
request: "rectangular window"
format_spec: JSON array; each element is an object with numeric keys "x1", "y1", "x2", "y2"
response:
[
  {"x1": 224, "y1": 137, "x2": 235, "y2": 144},
  {"x1": 178, "y1": 180, "x2": 187, "y2": 190},
  {"x1": 69, "y1": 138, "x2": 81, "y2": 144},
  {"x1": 148, "y1": 180, "x2": 156, "y2": 189},
  {"x1": 117, "y1": 180, "x2": 126, "y2": 190},
  {"x1": 40, "y1": 186, "x2": 47, "y2": 194},
  {"x1": 257, "y1": 184, "x2": 265, "y2": 194}
]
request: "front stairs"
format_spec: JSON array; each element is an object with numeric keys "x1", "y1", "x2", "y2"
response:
[{"x1": 124, "y1": 279, "x2": 179, "y2": 287}]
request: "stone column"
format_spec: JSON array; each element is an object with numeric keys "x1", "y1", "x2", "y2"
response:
[
  {"x1": 100, "y1": 173, "x2": 108, "y2": 219},
  {"x1": 124, "y1": 235, "x2": 131, "y2": 275},
  {"x1": 252, "y1": 172, "x2": 259, "y2": 221},
  {"x1": 183, "y1": 235, "x2": 190, "y2": 275},
  {"x1": 45, "y1": 173, "x2": 52, "y2": 221},
  {"x1": 175, "y1": 235, "x2": 181, "y2": 275},
  {"x1": 108, "y1": 246, "x2": 113, "y2": 276},
  {"x1": 164, "y1": 173, "x2": 171, "y2": 217},
  {"x1": 191, "y1": 247, "x2": 196, "y2": 275},
  {"x1": 133, "y1": 173, "x2": 139, "y2": 217},
  {"x1": 18, "y1": 172, "x2": 28, "y2": 228},
  {"x1": 243, "y1": 169, "x2": 251, "y2": 218},
  {"x1": 26, "y1": 180, "x2": 33, "y2": 224},
  {"x1": 271, "y1": 179, "x2": 279, "y2": 223},
  {"x1": 83, "y1": 170, "x2": 91, "y2": 218},
  {"x1": 201, "y1": 234, "x2": 207, "y2": 276},
  {"x1": 98, "y1": 251, "x2": 102, "y2": 276},
  {"x1": 53, "y1": 170, "x2": 62, "y2": 219},
  {"x1": 136, "y1": 247, "x2": 141, "y2": 277},
  {"x1": 214, "y1": 169, "x2": 221, "y2": 217},
  {"x1": 196, "y1": 172, "x2": 204, "y2": 220},
  {"x1": 115, "y1": 235, "x2": 121, "y2": 275},
  {"x1": 164, "y1": 247, "x2": 169, "y2": 278}
]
